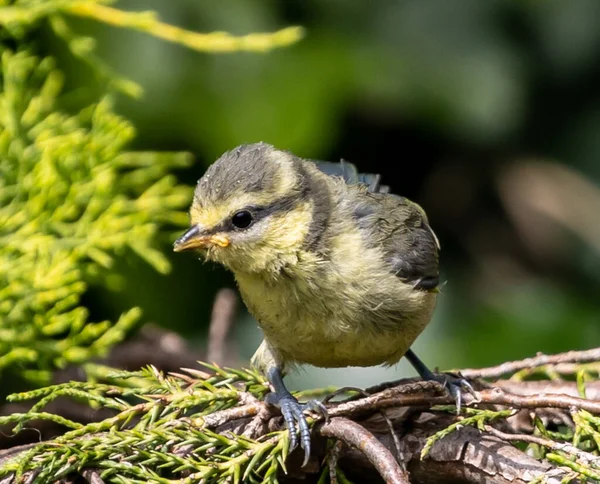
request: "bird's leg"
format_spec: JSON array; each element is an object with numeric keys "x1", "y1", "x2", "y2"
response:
[
  {"x1": 404, "y1": 348, "x2": 478, "y2": 414},
  {"x1": 264, "y1": 366, "x2": 328, "y2": 467}
]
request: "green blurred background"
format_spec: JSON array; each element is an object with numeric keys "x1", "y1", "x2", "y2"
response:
[{"x1": 52, "y1": 0, "x2": 600, "y2": 390}]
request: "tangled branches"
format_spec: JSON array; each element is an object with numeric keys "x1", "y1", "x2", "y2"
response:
[{"x1": 1, "y1": 343, "x2": 600, "y2": 483}]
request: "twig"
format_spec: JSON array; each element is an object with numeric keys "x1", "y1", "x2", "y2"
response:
[
  {"x1": 82, "y1": 469, "x2": 106, "y2": 484},
  {"x1": 23, "y1": 472, "x2": 38, "y2": 484},
  {"x1": 322, "y1": 386, "x2": 367, "y2": 404},
  {"x1": 329, "y1": 380, "x2": 447, "y2": 416},
  {"x1": 67, "y1": 4, "x2": 304, "y2": 54},
  {"x1": 478, "y1": 387, "x2": 600, "y2": 413},
  {"x1": 484, "y1": 426, "x2": 600, "y2": 466},
  {"x1": 242, "y1": 405, "x2": 272, "y2": 440},
  {"x1": 327, "y1": 440, "x2": 344, "y2": 484},
  {"x1": 207, "y1": 288, "x2": 238, "y2": 367},
  {"x1": 196, "y1": 403, "x2": 262, "y2": 429},
  {"x1": 493, "y1": 379, "x2": 600, "y2": 400},
  {"x1": 325, "y1": 387, "x2": 406, "y2": 465},
  {"x1": 329, "y1": 385, "x2": 600, "y2": 418},
  {"x1": 365, "y1": 377, "x2": 436, "y2": 396},
  {"x1": 4, "y1": 347, "x2": 600, "y2": 483},
  {"x1": 459, "y1": 348, "x2": 600, "y2": 379},
  {"x1": 319, "y1": 417, "x2": 410, "y2": 484}
]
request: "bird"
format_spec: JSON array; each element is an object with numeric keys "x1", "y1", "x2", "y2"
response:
[{"x1": 173, "y1": 142, "x2": 474, "y2": 467}]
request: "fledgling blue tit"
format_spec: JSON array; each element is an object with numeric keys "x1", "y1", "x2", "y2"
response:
[{"x1": 174, "y1": 142, "x2": 474, "y2": 466}]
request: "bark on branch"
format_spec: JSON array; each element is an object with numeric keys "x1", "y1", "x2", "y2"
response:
[{"x1": 1, "y1": 289, "x2": 598, "y2": 483}]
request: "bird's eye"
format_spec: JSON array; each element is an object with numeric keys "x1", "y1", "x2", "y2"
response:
[{"x1": 231, "y1": 210, "x2": 253, "y2": 229}]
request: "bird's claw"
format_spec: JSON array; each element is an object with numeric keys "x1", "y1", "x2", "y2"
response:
[
  {"x1": 265, "y1": 392, "x2": 328, "y2": 467},
  {"x1": 429, "y1": 372, "x2": 479, "y2": 414}
]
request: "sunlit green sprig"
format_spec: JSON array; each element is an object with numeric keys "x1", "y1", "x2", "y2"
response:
[
  {"x1": 508, "y1": 362, "x2": 600, "y2": 382},
  {"x1": 572, "y1": 409, "x2": 600, "y2": 455},
  {"x1": 0, "y1": 47, "x2": 193, "y2": 383},
  {"x1": 421, "y1": 407, "x2": 515, "y2": 459},
  {"x1": 0, "y1": 364, "x2": 287, "y2": 483},
  {"x1": 0, "y1": 0, "x2": 304, "y2": 98}
]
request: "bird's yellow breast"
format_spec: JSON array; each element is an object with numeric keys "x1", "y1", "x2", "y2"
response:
[{"x1": 235, "y1": 229, "x2": 436, "y2": 370}]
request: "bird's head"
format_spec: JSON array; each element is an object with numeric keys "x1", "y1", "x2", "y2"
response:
[{"x1": 174, "y1": 143, "x2": 327, "y2": 275}]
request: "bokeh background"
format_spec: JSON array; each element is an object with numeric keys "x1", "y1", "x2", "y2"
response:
[{"x1": 51, "y1": 0, "x2": 600, "y2": 390}]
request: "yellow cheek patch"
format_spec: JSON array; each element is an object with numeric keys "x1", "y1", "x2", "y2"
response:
[{"x1": 265, "y1": 201, "x2": 313, "y2": 249}]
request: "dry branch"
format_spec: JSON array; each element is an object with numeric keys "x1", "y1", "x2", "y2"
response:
[
  {"x1": 1, "y1": 350, "x2": 597, "y2": 483},
  {"x1": 320, "y1": 417, "x2": 411, "y2": 484},
  {"x1": 2, "y1": 289, "x2": 600, "y2": 483},
  {"x1": 400, "y1": 419, "x2": 565, "y2": 484},
  {"x1": 207, "y1": 288, "x2": 239, "y2": 367},
  {"x1": 459, "y1": 348, "x2": 600, "y2": 379}
]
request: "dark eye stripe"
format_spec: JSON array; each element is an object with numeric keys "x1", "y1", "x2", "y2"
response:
[{"x1": 205, "y1": 194, "x2": 300, "y2": 235}]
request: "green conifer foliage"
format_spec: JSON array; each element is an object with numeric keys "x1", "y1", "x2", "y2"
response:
[
  {"x1": 0, "y1": 46, "x2": 193, "y2": 383},
  {"x1": 0, "y1": 1, "x2": 304, "y2": 385}
]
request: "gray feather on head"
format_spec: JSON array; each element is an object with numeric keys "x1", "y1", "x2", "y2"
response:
[{"x1": 194, "y1": 142, "x2": 288, "y2": 206}]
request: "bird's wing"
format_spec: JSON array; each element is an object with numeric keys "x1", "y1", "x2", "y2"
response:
[
  {"x1": 351, "y1": 185, "x2": 440, "y2": 291},
  {"x1": 314, "y1": 159, "x2": 439, "y2": 290},
  {"x1": 388, "y1": 197, "x2": 440, "y2": 290},
  {"x1": 366, "y1": 195, "x2": 440, "y2": 290},
  {"x1": 313, "y1": 160, "x2": 391, "y2": 193}
]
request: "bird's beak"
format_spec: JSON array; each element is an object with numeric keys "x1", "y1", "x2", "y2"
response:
[{"x1": 173, "y1": 226, "x2": 230, "y2": 252}]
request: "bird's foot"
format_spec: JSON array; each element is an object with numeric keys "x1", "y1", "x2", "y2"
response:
[
  {"x1": 426, "y1": 371, "x2": 479, "y2": 414},
  {"x1": 265, "y1": 391, "x2": 328, "y2": 467},
  {"x1": 404, "y1": 349, "x2": 479, "y2": 414}
]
